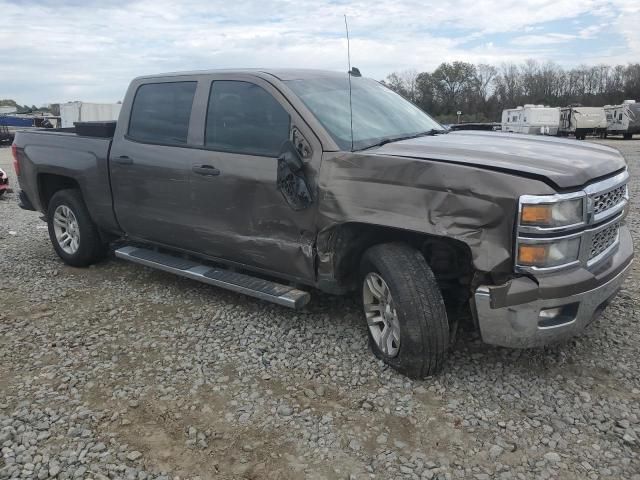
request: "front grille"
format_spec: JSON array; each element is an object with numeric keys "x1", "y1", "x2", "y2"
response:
[
  {"x1": 590, "y1": 222, "x2": 619, "y2": 259},
  {"x1": 592, "y1": 185, "x2": 626, "y2": 215}
]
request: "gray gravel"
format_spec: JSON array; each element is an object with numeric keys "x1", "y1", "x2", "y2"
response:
[{"x1": 1, "y1": 139, "x2": 639, "y2": 480}]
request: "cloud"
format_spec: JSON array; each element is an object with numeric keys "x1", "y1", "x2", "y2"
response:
[
  {"x1": 612, "y1": 0, "x2": 640, "y2": 56},
  {"x1": 511, "y1": 33, "x2": 578, "y2": 46},
  {"x1": 0, "y1": 0, "x2": 637, "y2": 105}
]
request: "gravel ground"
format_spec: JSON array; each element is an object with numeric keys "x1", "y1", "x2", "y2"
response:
[{"x1": 1, "y1": 139, "x2": 639, "y2": 480}]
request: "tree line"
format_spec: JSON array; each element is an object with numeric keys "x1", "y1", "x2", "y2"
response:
[{"x1": 382, "y1": 61, "x2": 640, "y2": 124}]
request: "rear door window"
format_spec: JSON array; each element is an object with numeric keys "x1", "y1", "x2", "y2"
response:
[
  {"x1": 205, "y1": 81, "x2": 290, "y2": 157},
  {"x1": 128, "y1": 82, "x2": 197, "y2": 145}
]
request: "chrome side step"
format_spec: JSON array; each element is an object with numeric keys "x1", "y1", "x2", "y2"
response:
[{"x1": 114, "y1": 246, "x2": 310, "y2": 309}]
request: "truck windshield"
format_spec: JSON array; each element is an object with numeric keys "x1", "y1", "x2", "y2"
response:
[{"x1": 285, "y1": 76, "x2": 444, "y2": 151}]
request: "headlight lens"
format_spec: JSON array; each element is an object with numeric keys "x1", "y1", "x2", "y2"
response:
[
  {"x1": 521, "y1": 198, "x2": 584, "y2": 228},
  {"x1": 517, "y1": 237, "x2": 581, "y2": 268}
]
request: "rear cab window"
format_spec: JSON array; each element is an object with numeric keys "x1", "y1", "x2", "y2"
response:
[
  {"x1": 128, "y1": 82, "x2": 197, "y2": 145},
  {"x1": 205, "y1": 81, "x2": 290, "y2": 157}
]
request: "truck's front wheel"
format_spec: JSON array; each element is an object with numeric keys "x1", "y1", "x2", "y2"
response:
[
  {"x1": 360, "y1": 243, "x2": 449, "y2": 378},
  {"x1": 47, "y1": 189, "x2": 106, "y2": 267}
]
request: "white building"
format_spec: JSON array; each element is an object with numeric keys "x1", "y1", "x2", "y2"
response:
[
  {"x1": 60, "y1": 102, "x2": 122, "y2": 128},
  {"x1": 0, "y1": 106, "x2": 17, "y2": 115},
  {"x1": 501, "y1": 105, "x2": 560, "y2": 135}
]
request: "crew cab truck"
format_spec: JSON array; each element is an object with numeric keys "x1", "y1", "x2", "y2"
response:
[{"x1": 13, "y1": 69, "x2": 633, "y2": 378}]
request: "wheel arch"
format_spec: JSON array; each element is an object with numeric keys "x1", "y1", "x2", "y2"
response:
[
  {"x1": 316, "y1": 222, "x2": 474, "y2": 293},
  {"x1": 37, "y1": 173, "x2": 82, "y2": 211},
  {"x1": 38, "y1": 174, "x2": 116, "y2": 243}
]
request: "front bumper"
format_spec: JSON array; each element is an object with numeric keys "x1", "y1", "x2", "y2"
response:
[{"x1": 475, "y1": 225, "x2": 633, "y2": 348}]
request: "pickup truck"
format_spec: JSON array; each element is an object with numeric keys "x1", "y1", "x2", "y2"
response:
[{"x1": 12, "y1": 69, "x2": 633, "y2": 378}]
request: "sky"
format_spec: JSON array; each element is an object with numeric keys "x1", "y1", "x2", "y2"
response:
[{"x1": 1, "y1": 0, "x2": 639, "y2": 105}]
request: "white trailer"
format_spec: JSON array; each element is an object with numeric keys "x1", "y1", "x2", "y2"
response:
[
  {"x1": 60, "y1": 102, "x2": 122, "y2": 128},
  {"x1": 501, "y1": 105, "x2": 560, "y2": 135},
  {"x1": 604, "y1": 100, "x2": 640, "y2": 139},
  {"x1": 559, "y1": 106, "x2": 607, "y2": 140}
]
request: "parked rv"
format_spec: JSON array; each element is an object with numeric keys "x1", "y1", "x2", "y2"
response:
[
  {"x1": 501, "y1": 105, "x2": 560, "y2": 135},
  {"x1": 605, "y1": 100, "x2": 640, "y2": 139},
  {"x1": 559, "y1": 106, "x2": 607, "y2": 140},
  {"x1": 60, "y1": 102, "x2": 122, "y2": 128}
]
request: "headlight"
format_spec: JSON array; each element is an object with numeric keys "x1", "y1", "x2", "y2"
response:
[
  {"x1": 520, "y1": 197, "x2": 584, "y2": 229},
  {"x1": 517, "y1": 237, "x2": 581, "y2": 269}
]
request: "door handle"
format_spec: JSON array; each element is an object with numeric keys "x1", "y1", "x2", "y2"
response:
[
  {"x1": 113, "y1": 155, "x2": 133, "y2": 165},
  {"x1": 192, "y1": 165, "x2": 221, "y2": 176}
]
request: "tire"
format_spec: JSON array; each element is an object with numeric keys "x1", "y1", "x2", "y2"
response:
[
  {"x1": 47, "y1": 189, "x2": 106, "y2": 267},
  {"x1": 623, "y1": 133, "x2": 632, "y2": 140},
  {"x1": 359, "y1": 243, "x2": 449, "y2": 378}
]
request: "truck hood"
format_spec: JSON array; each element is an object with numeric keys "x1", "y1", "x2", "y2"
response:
[{"x1": 371, "y1": 131, "x2": 626, "y2": 189}]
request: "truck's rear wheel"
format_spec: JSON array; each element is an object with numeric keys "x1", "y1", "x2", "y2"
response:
[
  {"x1": 47, "y1": 189, "x2": 106, "y2": 267},
  {"x1": 360, "y1": 243, "x2": 449, "y2": 378}
]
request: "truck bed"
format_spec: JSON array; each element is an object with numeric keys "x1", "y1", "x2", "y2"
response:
[{"x1": 13, "y1": 127, "x2": 120, "y2": 233}]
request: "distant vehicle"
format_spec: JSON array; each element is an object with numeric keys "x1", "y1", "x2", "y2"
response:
[
  {"x1": 559, "y1": 106, "x2": 608, "y2": 140},
  {"x1": 0, "y1": 168, "x2": 8, "y2": 197},
  {"x1": 502, "y1": 105, "x2": 560, "y2": 135},
  {"x1": 12, "y1": 69, "x2": 633, "y2": 378},
  {"x1": 447, "y1": 122, "x2": 500, "y2": 132},
  {"x1": 60, "y1": 102, "x2": 122, "y2": 128},
  {"x1": 0, "y1": 125, "x2": 14, "y2": 144},
  {"x1": 604, "y1": 100, "x2": 640, "y2": 139}
]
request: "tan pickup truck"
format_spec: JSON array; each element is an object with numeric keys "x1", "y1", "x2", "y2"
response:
[{"x1": 13, "y1": 69, "x2": 633, "y2": 377}]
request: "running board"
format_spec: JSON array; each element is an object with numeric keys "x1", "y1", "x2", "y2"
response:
[{"x1": 114, "y1": 246, "x2": 310, "y2": 309}]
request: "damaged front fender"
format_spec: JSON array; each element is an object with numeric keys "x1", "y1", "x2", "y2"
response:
[{"x1": 315, "y1": 151, "x2": 556, "y2": 287}]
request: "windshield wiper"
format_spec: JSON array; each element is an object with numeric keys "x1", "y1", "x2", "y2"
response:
[{"x1": 356, "y1": 129, "x2": 448, "y2": 151}]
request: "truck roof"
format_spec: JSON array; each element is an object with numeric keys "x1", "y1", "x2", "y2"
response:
[{"x1": 133, "y1": 68, "x2": 347, "y2": 82}]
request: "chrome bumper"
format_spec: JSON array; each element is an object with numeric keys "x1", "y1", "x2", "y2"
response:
[{"x1": 474, "y1": 260, "x2": 632, "y2": 349}]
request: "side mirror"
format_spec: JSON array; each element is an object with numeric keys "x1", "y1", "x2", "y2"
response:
[
  {"x1": 276, "y1": 140, "x2": 312, "y2": 210},
  {"x1": 278, "y1": 140, "x2": 304, "y2": 173}
]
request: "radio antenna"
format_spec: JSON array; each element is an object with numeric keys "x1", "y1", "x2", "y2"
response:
[{"x1": 344, "y1": 14, "x2": 354, "y2": 151}]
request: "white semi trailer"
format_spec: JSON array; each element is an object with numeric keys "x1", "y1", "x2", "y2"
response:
[
  {"x1": 559, "y1": 106, "x2": 607, "y2": 140},
  {"x1": 604, "y1": 100, "x2": 640, "y2": 139},
  {"x1": 60, "y1": 102, "x2": 122, "y2": 128},
  {"x1": 501, "y1": 105, "x2": 560, "y2": 135}
]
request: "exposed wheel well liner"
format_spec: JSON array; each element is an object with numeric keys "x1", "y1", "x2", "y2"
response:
[{"x1": 317, "y1": 222, "x2": 474, "y2": 290}]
